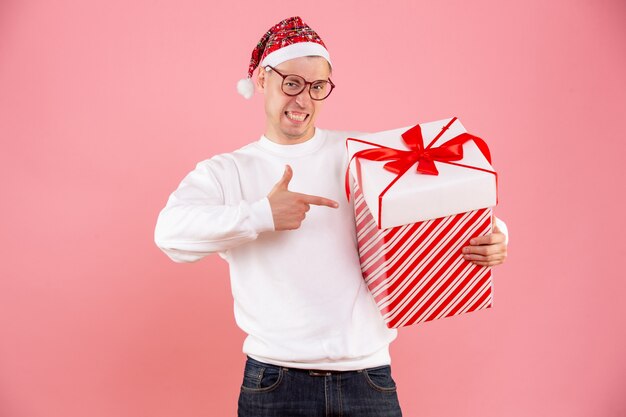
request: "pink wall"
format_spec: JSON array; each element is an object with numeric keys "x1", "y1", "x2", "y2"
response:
[{"x1": 1, "y1": 1, "x2": 624, "y2": 416}]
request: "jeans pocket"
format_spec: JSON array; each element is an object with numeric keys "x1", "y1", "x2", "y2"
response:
[
  {"x1": 240, "y1": 360, "x2": 284, "y2": 393},
  {"x1": 362, "y1": 365, "x2": 397, "y2": 392}
]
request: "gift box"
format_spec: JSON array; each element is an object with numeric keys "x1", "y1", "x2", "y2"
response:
[{"x1": 346, "y1": 117, "x2": 498, "y2": 328}]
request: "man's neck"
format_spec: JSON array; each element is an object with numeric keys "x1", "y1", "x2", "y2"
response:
[{"x1": 264, "y1": 127, "x2": 316, "y2": 145}]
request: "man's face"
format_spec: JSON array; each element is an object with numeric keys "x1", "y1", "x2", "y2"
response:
[{"x1": 257, "y1": 56, "x2": 331, "y2": 145}]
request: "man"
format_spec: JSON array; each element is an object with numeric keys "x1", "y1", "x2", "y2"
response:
[{"x1": 154, "y1": 16, "x2": 508, "y2": 417}]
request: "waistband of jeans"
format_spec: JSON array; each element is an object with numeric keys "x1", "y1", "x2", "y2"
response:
[{"x1": 246, "y1": 356, "x2": 390, "y2": 376}]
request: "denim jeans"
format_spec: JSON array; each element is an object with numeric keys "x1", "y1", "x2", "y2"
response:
[{"x1": 238, "y1": 356, "x2": 403, "y2": 417}]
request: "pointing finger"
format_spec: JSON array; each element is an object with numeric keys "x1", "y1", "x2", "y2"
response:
[{"x1": 297, "y1": 193, "x2": 339, "y2": 208}]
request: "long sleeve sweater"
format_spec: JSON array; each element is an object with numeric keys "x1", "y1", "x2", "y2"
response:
[{"x1": 154, "y1": 128, "x2": 398, "y2": 370}]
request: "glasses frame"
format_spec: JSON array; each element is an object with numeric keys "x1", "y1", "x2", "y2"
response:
[{"x1": 264, "y1": 65, "x2": 336, "y2": 101}]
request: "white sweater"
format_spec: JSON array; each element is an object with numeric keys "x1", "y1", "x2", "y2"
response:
[{"x1": 154, "y1": 127, "x2": 398, "y2": 370}]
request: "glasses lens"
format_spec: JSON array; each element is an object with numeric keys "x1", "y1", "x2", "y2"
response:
[
  {"x1": 282, "y1": 75, "x2": 305, "y2": 95},
  {"x1": 309, "y1": 80, "x2": 332, "y2": 100}
]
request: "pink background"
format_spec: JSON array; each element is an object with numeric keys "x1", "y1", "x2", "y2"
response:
[{"x1": 1, "y1": 1, "x2": 625, "y2": 416}]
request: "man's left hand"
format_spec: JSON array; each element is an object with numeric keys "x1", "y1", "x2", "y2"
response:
[{"x1": 462, "y1": 223, "x2": 508, "y2": 267}]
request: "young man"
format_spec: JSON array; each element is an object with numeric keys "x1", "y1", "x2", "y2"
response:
[{"x1": 154, "y1": 16, "x2": 508, "y2": 417}]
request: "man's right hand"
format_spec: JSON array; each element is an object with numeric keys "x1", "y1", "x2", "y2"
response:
[{"x1": 267, "y1": 165, "x2": 339, "y2": 231}]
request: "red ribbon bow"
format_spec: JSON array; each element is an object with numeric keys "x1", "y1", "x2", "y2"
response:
[
  {"x1": 345, "y1": 118, "x2": 496, "y2": 214},
  {"x1": 355, "y1": 123, "x2": 470, "y2": 176}
]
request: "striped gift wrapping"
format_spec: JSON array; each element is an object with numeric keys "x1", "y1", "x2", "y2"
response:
[{"x1": 353, "y1": 182, "x2": 494, "y2": 328}]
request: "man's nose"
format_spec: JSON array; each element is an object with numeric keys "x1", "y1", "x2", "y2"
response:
[{"x1": 294, "y1": 87, "x2": 311, "y2": 107}]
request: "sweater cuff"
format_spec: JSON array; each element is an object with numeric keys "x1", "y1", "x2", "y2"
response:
[
  {"x1": 249, "y1": 197, "x2": 276, "y2": 233},
  {"x1": 494, "y1": 216, "x2": 509, "y2": 245}
]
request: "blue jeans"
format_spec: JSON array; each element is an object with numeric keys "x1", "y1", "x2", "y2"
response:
[{"x1": 238, "y1": 356, "x2": 403, "y2": 417}]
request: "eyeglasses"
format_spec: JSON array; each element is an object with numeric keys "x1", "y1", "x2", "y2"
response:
[{"x1": 265, "y1": 65, "x2": 335, "y2": 101}]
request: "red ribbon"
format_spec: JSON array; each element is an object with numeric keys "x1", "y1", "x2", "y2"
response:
[{"x1": 345, "y1": 117, "x2": 497, "y2": 227}]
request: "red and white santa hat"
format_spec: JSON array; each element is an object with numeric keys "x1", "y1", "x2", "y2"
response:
[{"x1": 236, "y1": 16, "x2": 332, "y2": 99}]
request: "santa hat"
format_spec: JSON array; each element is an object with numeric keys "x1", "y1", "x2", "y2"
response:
[{"x1": 237, "y1": 16, "x2": 332, "y2": 99}]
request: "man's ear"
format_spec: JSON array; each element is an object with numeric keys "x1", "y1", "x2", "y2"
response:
[{"x1": 256, "y1": 67, "x2": 266, "y2": 93}]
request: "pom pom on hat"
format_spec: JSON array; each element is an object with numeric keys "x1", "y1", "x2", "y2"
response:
[
  {"x1": 236, "y1": 16, "x2": 331, "y2": 99},
  {"x1": 237, "y1": 77, "x2": 255, "y2": 99}
]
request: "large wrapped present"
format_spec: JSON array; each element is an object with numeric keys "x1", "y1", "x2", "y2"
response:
[{"x1": 346, "y1": 117, "x2": 498, "y2": 328}]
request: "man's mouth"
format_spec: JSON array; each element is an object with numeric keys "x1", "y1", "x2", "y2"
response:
[{"x1": 285, "y1": 111, "x2": 309, "y2": 122}]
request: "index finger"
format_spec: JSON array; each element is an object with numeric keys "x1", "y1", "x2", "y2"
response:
[
  {"x1": 297, "y1": 193, "x2": 339, "y2": 208},
  {"x1": 469, "y1": 232, "x2": 505, "y2": 246}
]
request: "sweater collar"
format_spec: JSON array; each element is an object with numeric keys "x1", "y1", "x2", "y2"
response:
[{"x1": 257, "y1": 128, "x2": 326, "y2": 157}]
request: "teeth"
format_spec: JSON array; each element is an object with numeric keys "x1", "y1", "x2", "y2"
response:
[{"x1": 286, "y1": 112, "x2": 307, "y2": 122}]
